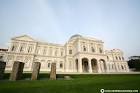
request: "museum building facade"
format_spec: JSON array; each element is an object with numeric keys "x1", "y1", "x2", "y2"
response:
[{"x1": 3, "y1": 34, "x2": 129, "y2": 73}]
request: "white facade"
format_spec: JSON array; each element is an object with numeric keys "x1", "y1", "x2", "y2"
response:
[{"x1": 3, "y1": 35, "x2": 129, "y2": 73}]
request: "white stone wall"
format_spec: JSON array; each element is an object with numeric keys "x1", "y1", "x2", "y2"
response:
[{"x1": 4, "y1": 35, "x2": 129, "y2": 73}]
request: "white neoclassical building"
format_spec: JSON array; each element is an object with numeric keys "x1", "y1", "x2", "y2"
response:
[{"x1": 3, "y1": 34, "x2": 129, "y2": 73}]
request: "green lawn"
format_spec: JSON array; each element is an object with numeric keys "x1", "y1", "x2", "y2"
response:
[{"x1": 0, "y1": 74, "x2": 140, "y2": 93}]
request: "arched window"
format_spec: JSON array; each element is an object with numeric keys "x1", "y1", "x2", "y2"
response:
[
  {"x1": 60, "y1": 63, "x2": 63, "y2": 68},
  {"x1": 48, "y1": 63, "x2": 51, "y2": 68}
]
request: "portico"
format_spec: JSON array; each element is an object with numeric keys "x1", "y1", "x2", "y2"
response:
[{"x1": 75, "y1": 57, "x2": 107, "y2": 73}]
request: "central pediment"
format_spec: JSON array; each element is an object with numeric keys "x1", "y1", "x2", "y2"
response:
[{"x1": 12, "y1": 35, "x2": 36, "y2": 42}]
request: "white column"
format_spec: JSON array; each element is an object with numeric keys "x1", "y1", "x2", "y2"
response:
[
  {"x1": 65, "y1": 58, "x2": 69, "y2": 72},
  {"x1": 125, "y1": 62, "x2": 129, "y2": 72},
  {"x1": 106, "y1": 63, "x2": 110, "y2": 73},
  {"x1": 78, "y1": 40, "x2": 81, "y2": 52},
  {"x1": 30, "y1": 56, "x2": 34, "y2": 71},
  {"x1": 119, "y1": 63, "x2": 122, "y2": 72},
  {"x1": 17, "y1": 43, "x2": 21, "y2": 52},
  {"x1": 88, "y1": 60, "x2": 92, "y2": 73},
  {"x1": 78, "y1": 58, "x2": 82, "y2": 73},
  {"x1": 66, "y1": 60, "x2": 69, "y2": 72},
  {"x1": 104, "y1": 61, "x2": 108, "y2": 73},
  {"x1": 101, "y1": 62, "x2": 105, "y2": 72},
  {"x1": 87, "y1": 43, "x2": 90, "y2": 53},
  {"x1": 73, "y1": 59, "x2": 76, "y2": 72},
  {"x1": 97, "y1": 61, "x2": 102, "y2": 73},
  {"x1": 115, "y1": 62, "x2": 119, "y2": 72},
  {"x1": 25, "y1": 43, "x2": 29, "y2": 53},
  {"x1": 95, "y1": 44, "x2": 98, "y2": 53}
]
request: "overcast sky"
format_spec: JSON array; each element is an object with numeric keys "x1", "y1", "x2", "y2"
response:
[{"x1": 0, "y1": 0, "x2": 140, "y2": 59}]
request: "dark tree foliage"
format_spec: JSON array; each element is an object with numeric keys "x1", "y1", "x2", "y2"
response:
[{"x1": 128, "y1": 59, "x2": 140, "y2": 71}]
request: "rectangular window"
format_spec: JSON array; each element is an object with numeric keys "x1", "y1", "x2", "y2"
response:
[
  {"x1": 69, "y1": 50, "x2": 72, "y2": 54},
  {"x1": 20, "y1": 46, "x2": 24, "y2": 52},
  {"x1": 28, "y1": 46, "x2": 32, "y2": 53},
  {"x1": 83, "y1": 46, "x2": 86, "y2": 51},
  {"x1": 55, "y1": 48, "x2": 58, "y2": 56},
  {"x1": 43, "y1": 47, "x2": 47, "y2": 55},
  {"x1": 49, "y1": 47, "x2": 52, "y2": 56},
  {"x1": 36, "y1": 47, "x2": 40, "y2": 54},
  {"x1": 11, "y1": 45, "x2": 17, "y2": 52}
]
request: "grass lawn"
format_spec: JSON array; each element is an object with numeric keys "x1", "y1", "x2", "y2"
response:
[{"x1": 0, "y1": 74, "x2": 140, "y2": 93}]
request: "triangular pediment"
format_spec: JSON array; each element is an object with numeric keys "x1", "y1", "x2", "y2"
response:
[{"x1": 12, "y1": 35, "x2": 36, "y2": 42}]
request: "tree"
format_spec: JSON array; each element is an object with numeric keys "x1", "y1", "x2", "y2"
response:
[{"x1": 128, "y1": 56, "x2": 140, "y2": 71}]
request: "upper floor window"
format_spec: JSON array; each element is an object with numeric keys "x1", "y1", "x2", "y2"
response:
[
  {"x1": 36, "y1": 47, "x2": 41, "y2": 54},
  {"x1": 49, "y1": 47, "x2": 53, "y2": 56},
  {"x1": 60, "y1": 63, "x2": 63, "y2": 68},
  {"x1": 28, "y1": 46, "x2": 33, "y2": 53},
  {"x1": 11, "y1": 45, "x2": 17, "y2": 52},
  {"x1": 43, "y1": 47, "x2": 47, "y2": 55},
  {"x1": 83, "y1": 46, "x2": 86, "y2": 51},
  {"x1": 122, "y1": 57, "x2": 124, "y2": 60},
  {"x1": 69, "y1": 49, "x2": 72, "y2": 54},
  {"x1": 60, "y1": 49, "x2": 63, "y2": 56},
  {"x1": 61, "y1": 51, "x2": 63, "y2": 56},
  {"x1": 116, "y1": 56, "x2": 118, "y2": 60},
  {"x1": 99, "y1": 48, "x2": 103, "y2": 53},
  {"x1": 119, "y1": 56, "x2": 121, "y2": 60},
  {"x1": 121, "y1": 65, "x2": 124, "y2": 70},
  {"x1": 19, "y1": 43, "x2": 26, "y2": 53},
  {"x1": 20, "y1": 46, "x2": 24, "y2": 52},
  {"x1": 55, "y1": 48, "x2": 58, "y2": 56},
  {"x1": 91, "y1": 47, "x2": 95, "y2": 52},
  {"x1": 107, "y1": 56, "x2": 109, "y2": 61}
]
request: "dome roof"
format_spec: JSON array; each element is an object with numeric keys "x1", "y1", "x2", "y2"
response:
[
  {"x1": 69, "y1": 34, "x2": 102, "y2": 42},
  {"x1": 70, "y1": 34, "x2": 82, "y2": 39}
]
